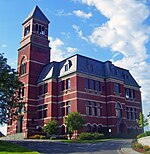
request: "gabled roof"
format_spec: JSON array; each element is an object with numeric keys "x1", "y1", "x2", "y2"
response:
[
  {"x1": 23, "y1": 6, "x2": 50, "y2": 25},
  {"x1": 37, "y1": 54, "x2": 140, "y2": 88}
]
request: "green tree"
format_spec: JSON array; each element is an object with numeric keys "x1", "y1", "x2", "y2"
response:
[
  {"x1": 0, "y1": 53, "x2": 22, "y2": 125},
  {"x1": 136, "y1": 112, "x2": 148, "y2": 128},
  {"x1": 43, "y1": 120, "x2": 58, "y2": 135},
  {"x1": 65, "y1": 112, "x2": 84, "y2": 139}
]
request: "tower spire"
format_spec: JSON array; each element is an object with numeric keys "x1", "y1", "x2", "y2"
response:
[{"x1": 23, "y1": 6, "x2": 50, "y2": 25}]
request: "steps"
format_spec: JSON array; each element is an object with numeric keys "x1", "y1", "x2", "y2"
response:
[{"x1": 0, "y1": 133, "x2": 24, "y2": 140}]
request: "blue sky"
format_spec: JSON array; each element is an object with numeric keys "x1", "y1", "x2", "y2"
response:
[{"x1": 0, "y1": 0, "x2": 150, "y2": 134}]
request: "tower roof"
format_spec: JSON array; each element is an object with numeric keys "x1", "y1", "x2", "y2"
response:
[{"x1": 23, "y1": 6, "x2": 50, "y2": 25}]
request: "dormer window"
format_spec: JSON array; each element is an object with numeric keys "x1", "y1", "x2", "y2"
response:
[
  {"x1": 20, "y1": 56, "x2": 27, "y2": 75},
  {"x1": 64, "y1": 60, "x2": 72, "y2": 72},
  {"x1": 65, "y1": 64, "x2": 69, "y2": 71},
  {"x1": 24, "y1": 25, "x2": 30, "y2": 36}
]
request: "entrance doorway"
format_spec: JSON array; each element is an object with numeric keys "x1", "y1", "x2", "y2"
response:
[{"x1": 17, "y1": 116, "x2": 23, "y2": 133}]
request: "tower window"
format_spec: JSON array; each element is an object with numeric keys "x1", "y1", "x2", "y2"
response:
[
  {"x1": 20, "y1": 57, "x2": 27, "y2": 76},
  {"x1": 35, "y1": 24, "x2": 45, "y2": 35},
  {"x1": 39, "y1": 25, "x2": 42, "y2": 34},
  {"x1": 24, "y1": 25, "x2": 30, "y2": 36},
  {"x1": 35, "y1": 24, "x2": 38, "y2": 31},
  {"x1": 41, "y1": 26, "x2": 45, "y2": 35}
]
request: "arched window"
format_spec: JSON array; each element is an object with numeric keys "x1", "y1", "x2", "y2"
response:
[
  {"x1": 98, "y1": 125, "x2": 102, "y2": 133},
  {"x1": 115, "y1": 102, "x2": 122, "y2": 119},
  {"x1": 20, "y1": 56, "x2": 27, "y2": 75},
  {"x1": 86, "y1": 124, "x2": 91, "y2": 132},
  {"x1": 92, "y1": 124, "x2": 97, "y2": 133}
]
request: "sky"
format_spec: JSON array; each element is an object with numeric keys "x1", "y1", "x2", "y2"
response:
[{"x1": 0, "y1": 0, "x2": 150, "y2": 134}]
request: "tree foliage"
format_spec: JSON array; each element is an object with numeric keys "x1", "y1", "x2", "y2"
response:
[
  {"x1": 43, "y1": 120, "x2": 58, "y2": 135},
  {"x1": 0, "y1": 53, "x2": 22, "y2": 125},
  {"x1": 65, "y1": 112, "x2": 84, "y2": 134},
  {"x1": 136, "y1": 112, "x2": 148, "y2": 128}
]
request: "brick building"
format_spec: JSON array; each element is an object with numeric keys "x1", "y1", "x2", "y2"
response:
[{"x1": 7, "y1": 6, "x2": 143, "y2": 137}]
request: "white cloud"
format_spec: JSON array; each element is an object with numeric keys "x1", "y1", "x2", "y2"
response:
[
  {"x1": 72, "y1": 24, "x2": 89, "y2": 41},
  {"x1": 55, "y1": 9, "x2": 72, "y2": 16},
  {"x1": 78, "y1": 0, "x2": 150, "y2": 115},
  {"x1": 67, "y1": 47, "x2": 78, "y2": 53},
  {"x1": 73, "y1": 10, "x2": 92, "y2": 19},
  {"x1": 49, "y1": 37, "x2": 78, "y2": 62},
  {"x1": 1, "y1": 44, "x2": 7, "y2": 48}
]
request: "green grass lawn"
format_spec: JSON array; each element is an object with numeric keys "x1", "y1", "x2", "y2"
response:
[
  {"x1": 0, "y1": 141, "x2": 39, "y2": 154},
  {"x1": 59, "y1": 138, "x2": 121, "y2": 143}
]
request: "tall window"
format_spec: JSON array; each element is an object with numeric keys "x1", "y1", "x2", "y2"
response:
[
  {"x1": 126, "y1": 107, "x2": 130, "y2": 119},
  {"x1": 125, "y1": 88, "x2": 135, "y2": 99},
  {"x1": 114, "y1": 83, "x2": 120, "y2": 94},
  {"x1": 44, "y1": 83, "x2": 48, "y2": 93},
  {"x1": 125, "y1": 88, "x2": 130, "y2": 98},
  {"x1": 38, "y1": 104, "x2": 48, "y2": 119},
  {"x1": 91, "y1": 80, "x2": 95, "y2": 90},
  {"x1": 96, "y1": 81, "x2": 101, "y2": 91},
  {"x1": 60, "y1": 102, "x2": 65, "y2": 117},
  {"x1": 61, "y1": 80, "x2": 65, "y2": 91},
  {"x1": 66, "y1": 101, "x2": 71, "y2": 115},
  {"x1": 66, "y1": 79, "x2": 70, "y2": 89},
  {"x1": 19, "y1": 86, "x2": 24, "y2": 98},
  {"x1": 131, "y1": 89, "x2": 135, "y2": 98},
  {"x1": 130, "y1": 108, "x2": 134, "y2": 120},
  {"x1": 20, "y1": 57, "x2": 27, "y2": 75},
  {"x1": 85, "y1": 79, "x2": 90, "y2": 89},
  {"x1": 85, "y1": 101, "x2": 90, "y2": 115},
  {"x1": 39, "y1": 83, "x2": 48, "y2": 95},
  {"x1": 92, "y1": 102, "x2": 97, "y2": 116},
  {"x1": 115, "y1": 102, "x2": 122, "y2": 119},
  {"x1": 97, "y1": 103, "x2": 101, "y2": 116}
]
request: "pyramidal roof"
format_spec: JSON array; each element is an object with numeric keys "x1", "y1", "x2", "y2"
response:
[{"x1": 23, "y1": 6, "x2": 50, "y2": 25}]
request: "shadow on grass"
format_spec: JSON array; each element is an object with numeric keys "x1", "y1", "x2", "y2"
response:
[{"x1": 0, "y1": 141, "x2": 38, "y2": 154}]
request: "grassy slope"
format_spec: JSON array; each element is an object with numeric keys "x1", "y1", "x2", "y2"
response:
[{"x1": 0, "y1": 141, "x2": 39, "y2": 154}]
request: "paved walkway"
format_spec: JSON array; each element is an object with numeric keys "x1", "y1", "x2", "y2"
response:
[
  {"x1": 1, "y1": 139, "x2": 141, "y2": 154},
  {"x1": 120, "y1": 142, "x2": 141, "y2": 154}
]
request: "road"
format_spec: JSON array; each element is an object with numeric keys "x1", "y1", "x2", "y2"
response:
[{"x1": 12, "y1": 139, "x2": 132, "y2": 154}]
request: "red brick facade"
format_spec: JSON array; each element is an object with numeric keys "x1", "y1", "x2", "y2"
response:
[{"x1": 7, "y1": 6, "x2": 143, "y2": 138}]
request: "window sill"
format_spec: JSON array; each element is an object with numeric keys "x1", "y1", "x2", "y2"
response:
[{"x1": 61, "y1": 89, "x2": 71, "y2": 94}]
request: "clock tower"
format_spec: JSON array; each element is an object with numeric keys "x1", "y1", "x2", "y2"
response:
[{"x1": 15, "y1": 6, "x2": 50, "y2": 137}]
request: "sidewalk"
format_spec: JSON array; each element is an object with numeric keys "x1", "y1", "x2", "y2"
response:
[{"x1": 121, "y1": 143, "x2": 141, "y2": 154}]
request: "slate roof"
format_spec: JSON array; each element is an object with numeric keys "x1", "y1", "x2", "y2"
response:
[
  {"x1": 23, "y1": 6, "x2": 50, "y2": 25},
  {"x1": 37, "y1": 54, "x2": 140, "y2": 88}
]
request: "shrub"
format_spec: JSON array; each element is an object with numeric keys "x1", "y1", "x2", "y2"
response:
[
  {"x1": 50, "y1": 135, "x2": 68, "y2": 140},
  {"x1": 93, "y1": 132, "x2": 105, "y2": 140},
  {"x1": 137, "y1": 131, "x2": 150, "y2": 139},
  {"x1": 40, "y1": 135, "x2": 47, "y2": 139},
  {"x1": 78, "y1": 132, "x2": 94, "y2": 140},
  {"x1": 78, "y1": 132, "x2": 105, "y2": 140},
  {"x1": 143, "y1": 145, "x2": 150, "y2": 151},
  {"x1": 29, "y1": 134, "x2": 46, "y2": 139},
  {"x1": 133, "y1": 142, "x2": 143, "y2": 149}
]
